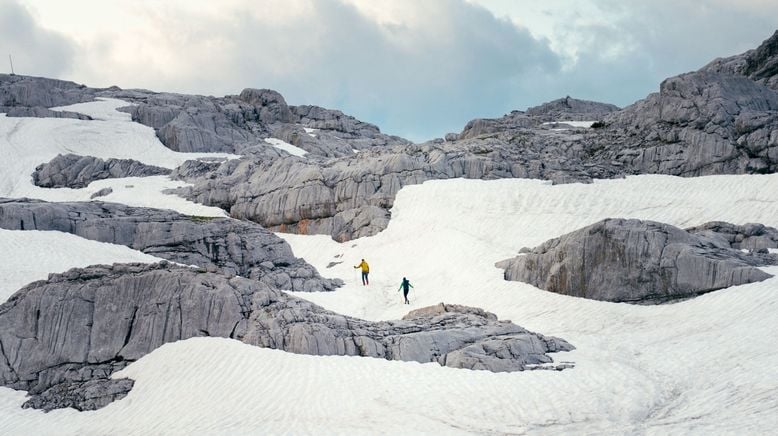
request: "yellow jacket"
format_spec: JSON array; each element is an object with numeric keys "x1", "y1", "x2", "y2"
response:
[{"x1": 355, "y1": 260, "x2": 369, "y2": 272}]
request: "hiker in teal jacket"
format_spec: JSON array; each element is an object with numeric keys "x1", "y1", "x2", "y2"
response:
[{"x1": 398, "y1": 277, "x2": 413, "y2": 304}]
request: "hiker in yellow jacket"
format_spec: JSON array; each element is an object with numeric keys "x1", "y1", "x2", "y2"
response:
[{"x1": 354, "y1": 259, "x2": 369, "y2": 285}]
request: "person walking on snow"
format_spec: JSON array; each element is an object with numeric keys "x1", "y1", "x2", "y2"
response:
[
  {"x1": 354, "y1": 259, "x2": 369, "y2": 285},
  {"x1": 398, "y1": 277, "x2": 413, "y2": 304}
]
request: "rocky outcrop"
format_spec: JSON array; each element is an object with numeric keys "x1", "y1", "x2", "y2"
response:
[
  {"x1": 0, "y1": 198, "x2": 341, "y2": 293},
  {"x1": 90, "y1": 187, "x2": 114, "y2": 199},
  {"x1": 178, "y1": 136, "x2": 617, "y2": 241},
  {"x1": 0, "y1": 106, "x2": 91, "y2": 120},
  {"x1": 496, "y1": 219, "x2": 775, "y2": 303},
  {"x1": 687, "y1": 221, "x2": 778, "y2": 251},
  {"x1": 32, "y1": 154, "x2": 172, "y2": 188},
  {"x1": 526, "y1": 96, "x2": 619, "y2": 121},
  {"x1": 0, "y1": 74, "x2": 96, "y2": 109},
  {"x1": 117, "y1": 88, "x2": 409, "y2": 156},
  {"x1": 703, "y1": 30, "x2": 778, "y2": 91},
  {"x1": 0, "y1": 263, "x2": 573, "y2": 411}
]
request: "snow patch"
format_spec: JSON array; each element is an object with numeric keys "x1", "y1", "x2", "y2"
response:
[
  {"x1": 265, "y1": 137, "x2": 308, "y2": 157},
  {"x1": 0, "y1": 229, "x2": 163, "y2": 302},
  {"x1": 543, "y1": 120, "x2": 595, "y2": 128},
  {"x1": 0, "y1": 99, "x2": 237, "y2": 215}
]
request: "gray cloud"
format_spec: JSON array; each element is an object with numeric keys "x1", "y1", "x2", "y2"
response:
[
  {"x1": 9, "y1": 0, "x2": 778, "y2": 141},
  {"x1": 0, "y1": 0, "x2": 75, "y2": 77}
]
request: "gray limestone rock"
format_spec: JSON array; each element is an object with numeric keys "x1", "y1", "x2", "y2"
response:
[
  {"x1": 32, "y1": 154, "x2": 172, "y2": 188},
  {"x1": 496, "y1": 218, "x2": 775, "y2": 303},
  {"x1": 170, "y1": 159, "x2": 224, "y2": 181},
  {"x1": 0, "y1": 74, "x2": 96, "y2": 108},
  {"x1": 526, "y1": 96, "x2": 620, "y2": 121},
  {"x1": 0, "y1": 106, "x2": 92, "y2": 120},
  {"x1": 0, "y1": 198, "x2": 341, "y2": 293},
  {"x1": 0, "y1": 263, "x2": 573, "y2": 411},
  {"x1": 90, "y1": 187, "x2": 114, "y2": 199},
  {"x1": 687, "y1": 221, "x2": 778, "y2": 251},
  {"x1": 178, "y1": 135, "x2": 610, "y2": 241}
]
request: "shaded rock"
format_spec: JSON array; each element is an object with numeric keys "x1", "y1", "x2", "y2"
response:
[
  {"x1": 0, "y1": 106, "x2": 92, "y2": 120},
  {"x1": 496, "y1": 218, "x2": 774, "y2": 303},
  {"x1": 179, "y1": 136, "x2": 609, "y2": 241},
  {"x1": 687, "y1": 221, "x2": 778, "y2": 251},
  {"x1": 0, "y1": 198, "x2": 340, "y2": 293},
  {"x1": 32, "y1": 154, "x2": 172, "y2": 188},
  {"x1": 526, "y1": 96, "x2": 619, "y2": 121},
  {"x1": 0, "y1": 263, "x2": 574, "y2": 411},
  {"x1": 238, "y1": 88, "x2": 293, "y2": 124},
  {"x1": 0, "y1": 74, "x2": 95, "y2": 108},
  {"x1": 90, "y1": 187, "x2": 113, "y2": 199},
  {"x1": 170, "y1": 159, "x2": 224, "y2": 181}
]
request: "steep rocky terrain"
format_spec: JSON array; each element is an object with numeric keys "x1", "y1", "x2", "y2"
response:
[
  {"x1": 174, "y1": 31, "x2": 778, "y2": 240},
  {"x1": 0, "y1": 263, "x2": 573, "y2": 411},
  {"x1": 0, "y1": 198, "x2": 341, "y2": 292},
  {"x1": 6, "y1": 32, "x2": 776, "y2": 241},
  {"x1": 32, "y1": 154, "x2": 172, "y2": 188},
  {"x1": 496, "y1": 218, "x2": 776, "y2": 303}
]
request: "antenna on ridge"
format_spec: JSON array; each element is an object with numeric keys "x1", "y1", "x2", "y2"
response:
[{"x1": 8, "y1": 55, "x2": 14, "y2": 75}]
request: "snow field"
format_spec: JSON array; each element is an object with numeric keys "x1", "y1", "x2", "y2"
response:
[
  {"x1": 0, "y1": 229, "x2": 164, "y2": 302},
  {"x1": 0, "y1": 99, "x2": 237, "y2": 216},
  {"x1": 0, "y1": 95, "x2": 776, "y2": 433}
]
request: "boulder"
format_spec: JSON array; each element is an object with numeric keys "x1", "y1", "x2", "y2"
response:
[
  {"x1": 32, "y1": 154, "x2": 172, "y2": 188},
  {"x1": 496, "y1": 218, "x2": 774, "y2": 303}
]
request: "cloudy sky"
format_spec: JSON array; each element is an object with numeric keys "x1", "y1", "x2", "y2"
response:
[{"x1": 2, "y1": 0, "x2": 777, "y2": 140}]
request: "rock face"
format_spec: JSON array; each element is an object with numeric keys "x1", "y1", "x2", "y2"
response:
[
  {"x1": 526, "y1": 96, "x2": 620, "y2": 121},
  {"x1": 32, "y1": 154, "x2": 172, "y2": 188},
  {"x1": 687, "y1": 221, "x2": 778, "y2": 251},
  {"x1": 0, "y1": 198, "x2": 341, "y2": 293},
  {"x1": 0, "y1": 74, "x2": 96, "y2": 109},
  {"x1": 117, "y1": 88, "x2": 409, "y2": 156},
  {"x1": 0, "y1": 263, "x2": 573, "y2": 411},
  {"x1": 178, "y1": 135, "x2": 617, "y2": 241},
  {"x1": 496, "y1": 219, "x2": 775, "y2": 303},
  {"x1": 5, "y1": 31, "x2": 778, "y2": 244},
  {"x1": 173, "y1": 31, "x2": 778, "y2": 242}
]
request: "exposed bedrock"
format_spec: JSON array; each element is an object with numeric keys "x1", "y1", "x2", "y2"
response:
[
  {"x1": 32, "y1": 154, "x2": 172, "y2": 188},
  {"x1": 0, "y1": 198, "x2": 341, "y2": 293},
  {"x1": 686, "y1": 221, "x2": 778, "y2": 251},
  {"x1": 179, "y1": 137, "x2": 618, "y2": 241},
  {"x1": 496, "y1": 219, "x2": 776, "y2": 304},
  {"x1": 0, "y1": 263, "x2": 573, "y2": 411},
  {"x1": 0, "y1": 74, "x2": 97, "y2": 108},
  {"x1": 116, "y1": 88, "x2": 409, "y2": 156}
]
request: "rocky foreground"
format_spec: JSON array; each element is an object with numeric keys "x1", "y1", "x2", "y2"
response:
[
  {"x1": 497, "y1": 219, "x2": 777, "y2": 303},
  {"x1": 0, "y1": 263, "x2": 573, "y2": 411}
]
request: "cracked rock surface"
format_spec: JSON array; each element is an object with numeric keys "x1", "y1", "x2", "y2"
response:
[
  {"x1": 496, "y1": 218, "x2": 776, "y2": 303},
  {"x1": 0, "y1": 263, "x2": 573, "y2": 411},
  {"x1": 0, "y1": 198, "x2": 341, "y2": 293},
  {"x1": 32, "y1": 154, "x2": 172, "y2": 189}
]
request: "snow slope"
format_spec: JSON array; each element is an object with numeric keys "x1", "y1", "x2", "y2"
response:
[
  {"x1": 265, "y1": 137, "x2": 308, "y2": 157},
  {"x1": 1, "y1": 174, "x2": 776, "y2": 434},
  {"x1": 0, "y1": 229, "x2": 163, "y2": 302},
  {"x1": 0, "y1": 99, "x2": 236, "y2": 216}
]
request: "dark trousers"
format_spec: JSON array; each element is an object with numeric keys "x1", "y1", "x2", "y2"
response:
[
  {"x1": 403, "y1": 289, "x2": 409, "y2": 303},
  {"x1": 361, "y1": 271, "x2": 369, "y2": 285}
]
